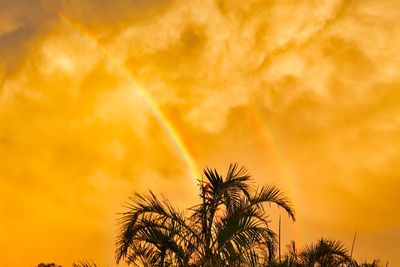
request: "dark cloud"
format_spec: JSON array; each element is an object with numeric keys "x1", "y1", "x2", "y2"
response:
[{"x1": 0, "y1": 0, "x2": 58, "y2": 79}]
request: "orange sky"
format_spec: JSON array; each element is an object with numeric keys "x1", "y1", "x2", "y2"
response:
[{"x1": 1, "y1": 0, "x2": 400, "y2": 266}]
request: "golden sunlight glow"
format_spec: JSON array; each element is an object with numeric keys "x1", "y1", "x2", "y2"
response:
[{"x1": 1, "y1": 0, "x2": 400, "y2": 266}]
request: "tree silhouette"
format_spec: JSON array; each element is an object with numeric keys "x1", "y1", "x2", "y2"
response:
[
  {"x1": 72, "y1": 259, "x2": 97, "y2": 267},
  {"x1": 297, "y1": 238, "x2": 352, "y2": 266},
  {"x1": 115, "y1": 163, "x2": 295, "y2": 266}
]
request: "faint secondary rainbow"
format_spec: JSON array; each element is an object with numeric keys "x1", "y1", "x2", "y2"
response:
[
  {"x1": 248, "y1": 97, "x2": 305, "y2": 245},
  {"x1": 58, "y1": 13, "x2": 200, "y2": 182}
]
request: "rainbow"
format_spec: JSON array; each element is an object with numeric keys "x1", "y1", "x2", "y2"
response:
[
  {"x1": 58, "y1": 14, "x2": 200, "y2": 183},
  {"x1": 248, "y1": 97, "x2": 306, "y2": 244},
  {"x1": 58, "y1": 14, "x2": 305, "y2": 244}
]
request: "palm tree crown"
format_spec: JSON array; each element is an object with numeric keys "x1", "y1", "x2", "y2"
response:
[
  {"x1": 297, "y1": 238, "x2": 352, "y2": 266},
  {"x1": 115, "y1": 163, "x2": 295, "y2": 266}
]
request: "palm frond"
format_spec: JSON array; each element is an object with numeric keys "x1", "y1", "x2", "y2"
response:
[
  {"x1": 299, "y1": 238, "x2": 351, "y2": 266},
  {"x1": 251, "y1": 185, "x2": 296, "y2": 221},
  {"x1": 72, "y1": 259, "x2": 97, "y2": 267},
  {"x1": 116, "y1": 163, "x2": 296, "y2": 267}
]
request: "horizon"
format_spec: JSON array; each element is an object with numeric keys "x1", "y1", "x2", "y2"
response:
[{"x1": 1, "y1": 0, "x2": 399, "y2": 266}]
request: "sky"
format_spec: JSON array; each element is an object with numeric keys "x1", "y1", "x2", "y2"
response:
[{"x1": 1, "y1": 0, "x2": 400, "y2": 266}]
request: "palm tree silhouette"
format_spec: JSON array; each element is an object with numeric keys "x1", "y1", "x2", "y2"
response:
[
  {"x1": 72, "y1": 259, "x2": 97, "y2": 267},
  {"x1": 297, "y1": 238, "x2": 351, "y2": 266},
  {"x1": 115, "y1": 163, "x2": 295, "y2": 266}
]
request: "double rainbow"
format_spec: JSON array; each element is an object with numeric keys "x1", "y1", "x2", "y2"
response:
[{"x1": 58, "y1": 14, "x2": 304, "y2": 244}]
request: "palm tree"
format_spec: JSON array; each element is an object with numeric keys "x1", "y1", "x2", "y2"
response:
[
  {"x1": 272, "y1": 239, "x2": 383, "y2": 267},
  {"x1": 351, "y1": 260, "x2": 382, "y2": 267},
  {"x1": 115, "y1": 163, "x2": 295, "y2": 266},
  {"x1": 72, "y1": 259, "x2": 97, "y2": 267},
  {"x1": 297, "y1": 238, "x2": 352, "y2": 266}
]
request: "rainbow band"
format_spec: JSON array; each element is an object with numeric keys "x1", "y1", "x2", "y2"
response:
[
  {"x1": 248, "y1": 98, "x2": 305, "y2": 245},
  {"x1": 57, "y1": 16, "x2": 304, "y2": 245},
  {"x1": 58, "y1": 13, "x2": 200, "y2": 183}
]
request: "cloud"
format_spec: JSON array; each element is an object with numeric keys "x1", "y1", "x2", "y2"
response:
[{"x1": 1, "y1": 0, "x2": 400, "y2": 266}]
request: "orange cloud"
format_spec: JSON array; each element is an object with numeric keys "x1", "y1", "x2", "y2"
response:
[{"x1": 1, "y1": 0, "x2": 400, "y2": 266}]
